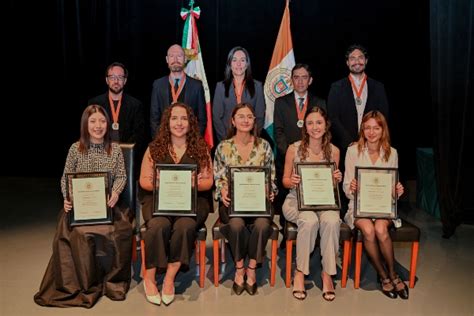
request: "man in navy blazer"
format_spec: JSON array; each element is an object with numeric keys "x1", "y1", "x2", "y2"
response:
[
  {"x1": 327, "y1": 44, "x2": 389, "y2": 155},
  {"x1": 150, "y1": 44, "x2": 206, "y2": 138}
]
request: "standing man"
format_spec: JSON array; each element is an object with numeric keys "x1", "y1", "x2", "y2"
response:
[
  {"x1": 273, "y1": 63, "x2": 326, "y2": 246},
  {"x1": 88, "y1": 61, "x2": 146, "y2": 153},
  {"x1": 327, "y1": 44, "x2": 389, "y2": 155},
  {"x1": 150, "y1": 44, "x2": 206, "y2": 138}
]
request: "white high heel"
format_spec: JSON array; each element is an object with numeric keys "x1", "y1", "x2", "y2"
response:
[
  {"x1": 144, "y1": 279, "x2": 161, "y2": 305},
  {"x1": 161, "y1": 282, "x2": 175, "y2": 306}
]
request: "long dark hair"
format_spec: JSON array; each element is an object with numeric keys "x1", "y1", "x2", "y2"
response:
[
  {"x1": 226, "y1": 102, "x2": 260, "y2": 146},
  {"x1": 223, "y1": 46, "x2": 255, "y2": 98},
  {"x1": 299, "y1": 107, "x2": 332, "y2": 162},
  {"x1": 79, "y1": 104, "x2": 112, "y2": 154},
  {"x1": 149, "y1": 102, "x2": 210, "y2": 171}
]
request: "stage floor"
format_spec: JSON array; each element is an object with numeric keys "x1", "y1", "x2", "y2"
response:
[{"x1": 1, "y1": 177, "x2": 473, "y2": 316}]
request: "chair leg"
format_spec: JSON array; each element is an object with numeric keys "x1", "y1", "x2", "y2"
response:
[
  {"x1": 341, "y1": 240, "x2": 351, "y2": 288},
  {"x1": 140, "y1": 239, "x2": 146, "y2": 279},
  {"x1": 131, "y1": 236, "x2": 137, "y2": 262},
  {"x1": 213, "y1": 239, "x2": 220, "y2": 287},
  {"x1": 354, "y1": 241, "x2": 363, "y2": 289},
  {"x1": 199, "y1": 240, "x2": 206, "y2": 288},
  {"x1": 409, "y1": 241, "x2": 419, "y2": 288},
  {"x1": 285, "y1": 240, "x2": 293, "y2": 288},
  {"x1": 270, "y1": 239, "x2": 277, "y2": 287},
  {"x1": 220, "y1": 239, "x2": 226, "y2": 263},
  {"x1": 195, "y1": 241, "x2": 199, "y2": 265}
]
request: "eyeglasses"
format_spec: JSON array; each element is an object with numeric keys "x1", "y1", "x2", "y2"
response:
[
  {"x1": 107, "y1": 75, "x2": 126, "y2": 82},
  {"x1": 235, "y1": 114, "x2": 255, "y2": 121}
]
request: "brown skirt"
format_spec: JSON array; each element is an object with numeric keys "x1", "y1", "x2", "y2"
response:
[{"x1": 33, "y1": 207, "x2": 133, "y2": 308}]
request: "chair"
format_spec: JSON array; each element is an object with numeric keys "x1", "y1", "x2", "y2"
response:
[
  {"x1": 119, "y1": 143, "x2": 138, "y2": 262},
  {"x1": 354, "y1": 219, "x2": 420, "y2": 289},
  {"x1": 284, "y1": 221, "x2": 353, "y2": 288},
  {"x1": 140, "y1": 225, "x2": 207, "y2": 288},
  {"x1": 212, "y1": 218, "x2": 279, "y2": 287}
]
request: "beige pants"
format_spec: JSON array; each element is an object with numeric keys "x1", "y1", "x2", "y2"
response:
[{"x1": 282, "y1": 191, "x2": 340, "y2": 275}]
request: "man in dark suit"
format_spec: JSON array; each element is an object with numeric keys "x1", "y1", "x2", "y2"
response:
[
  {"x1": 327, "y1": 44, "x2": 389, "y2": 155},
  {"x1": 88, "y1": 62, "x2": 147, "y2": 176},
  {"x1": 150, "y1": 44, "x2": 206, "y2": 138},
  {"x1": 273, "y1": 63, "x2": 326, "y2": 247}
]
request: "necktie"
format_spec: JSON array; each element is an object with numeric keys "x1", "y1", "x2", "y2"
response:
[
  {"x1": 298, "y1": 97, "x2": 304, "y2": 111},
  {"x1": 174, "y1": 78, "x2": 179, "y2": 91}
]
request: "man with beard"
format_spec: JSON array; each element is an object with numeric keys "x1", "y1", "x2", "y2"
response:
[
  {"x1": 149, "y1": 44, "x2": 206, "y2": 138},
  {"x1": 327, "y1": 44, "x2": 389, "y2": 156},
  {"x1": 88, "y1": 62, "x2": 147, "y2": 178},
  {"x1": 327, "y1": 44, "x2": 389, "y2": 218}
]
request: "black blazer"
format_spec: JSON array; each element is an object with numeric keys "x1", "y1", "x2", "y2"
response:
[
  {"x1": 150, "y1": 75, "x2": 206, "y2": 138},
  {"x1": 273, "y1": 91, "x2": 326, "y2": 168},
  {"x1": 327, "y1": 77, "x2": 389, "y2": 152}
]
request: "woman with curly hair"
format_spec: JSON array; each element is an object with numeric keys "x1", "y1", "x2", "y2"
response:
[
  {"x1": 282, "y1": 106, "x2": 342, "y2": 301},
  {"x1": 139, "y1": 102, "x2": 213, "y2": 306}
]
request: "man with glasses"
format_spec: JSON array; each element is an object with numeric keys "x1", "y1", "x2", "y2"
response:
[
  {"x1": 273, "y1": 63, "x2": 326, "y2": 247},
  {"x1": 88, "y1": 62, "x2": 147, "y2": 176},
  {"x1": 149, "y1": 44, "x2": 206, "y2": 138}
]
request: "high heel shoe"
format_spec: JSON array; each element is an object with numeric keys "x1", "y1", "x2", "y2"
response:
[
  {"x1": 143, "y1": 279, "x2": 161, "y2": 305},
  {"x1": 380, "y1": 277, "x2": 397, "y2": 299},
  {"x1": 161, "y1": 281, "x2": 175, "y2": 306},
  {"x1": 232, "y1": 266, "x2": 246, "y2": 295},
  {"x1": 244, "y1": 266, "x2": 258, "y2": 296},
  {"x1": 392, "y1": 275, "x2": 409, "y2": 299}
]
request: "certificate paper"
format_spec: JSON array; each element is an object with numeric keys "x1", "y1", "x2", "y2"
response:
[
  {"x1": 359, "y1": 173, "x2": 392, "y2": 214},
  {"x1": 354, "y1": 167, "x2": 398, "y2": 219},
  {"x1": 301, "y1": 167, "x2": 335, "y2": 205},
  {"x1": 158, "y1": 170, "x2": 192, "y2": 211},
  {"x1": 233, "y1": 171, "x2": 266, "y2": 212},
  {"x1": 72, "y1": 177, "x2": 108, "y2": 220}
]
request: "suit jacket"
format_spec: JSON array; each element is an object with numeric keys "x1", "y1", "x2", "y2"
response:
[
  {"x1": 274, "y1": 91, "x2": 326, "y2": 169},
  {"x1": 327, "y1": 77, "x2": 389, "y2": 152},
  {"x1": 212, "y1": 80, "x2": 265, "y2": 143},
  {"x1": 150, "y1": 75, "x2": 206, "y2": 138}
]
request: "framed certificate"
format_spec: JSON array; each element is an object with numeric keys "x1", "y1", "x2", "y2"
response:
[
  {"x1": 295, "y1": 162, "x2": 341, "y2": 211},
  {"x1": 153, "y1": 164, "x2": 197, "y2": 216},
  {"x1": 66, "y1": 171, "x2": 113, "y2": 226},
  {"x1": 228, "y1": 166, "x2": 272, "y2": 217},
  {"x1": 354, "y1": 166, "x2": 398, "y2": 219}
]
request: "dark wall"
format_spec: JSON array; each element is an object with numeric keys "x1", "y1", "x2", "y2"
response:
[{"x1": 5, "y1": 0, "x2": 431, "y2": 179}]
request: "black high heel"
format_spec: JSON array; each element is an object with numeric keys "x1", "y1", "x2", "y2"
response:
[
  {"x1": 380, "y1": 277, "x2": 397, "y2": 299},
  {"x1": 232, "y1": 266, "x2": 246, "y2": 295},
  {"x1": 244, "y1": 266, "x2": 258, "y2": 295},
  {"x1": 392, "y1": 275, "x2": 409, "y2": 299}
]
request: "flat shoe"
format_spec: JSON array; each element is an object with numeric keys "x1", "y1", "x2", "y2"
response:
[
  {"x1": 292, "y1": 290, "x2": 307, "y2": 300},
  {"x1": 322, "y1": 291, "x2": 336, "y2": 302}
]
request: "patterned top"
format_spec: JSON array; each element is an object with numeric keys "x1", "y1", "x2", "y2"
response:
[
  {"x1": 60, "y1": 142, "x2": 127, "y2": 198},
  {"x1": 343, "y1": 144, "x2": 401, "y2": 229},
  {"x1": 213, "y1": 137, "x2": 277, "y2": 200}
]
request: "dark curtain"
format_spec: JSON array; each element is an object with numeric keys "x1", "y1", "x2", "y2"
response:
[{"x1": 430, "y1": 0, "x2": 474, "y2": 237}]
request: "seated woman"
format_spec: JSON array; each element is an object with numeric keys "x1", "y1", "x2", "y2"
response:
[
  {"x1": 34, "y1": 104, "x2": 132, "y2": 308},
  {"x1": 343, "y1": 110, "x2": 408, "y2": 299},
  {"x1": 282, "y1": 107, "x2": 342, "y2": 301},
  {"x1": 214, "y1": 102, "x2": 277, "y2": 296},
  {"x1": 139, "y1": 102, "x2": 213, "y2": 306}
]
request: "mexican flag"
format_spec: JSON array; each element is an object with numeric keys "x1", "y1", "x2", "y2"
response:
[
  {"x1": 263, "y1": 0, "x2": 295, "y2": 147},
  {"x1": 181, "y1": 0, "x2": 214, "y2": 148}
]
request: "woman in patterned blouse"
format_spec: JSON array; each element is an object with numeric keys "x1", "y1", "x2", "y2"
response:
[
  {"x1": 34, "y1": 104, "x2": 132, "y2": 308},
  {"x1": 214, "y1": 102, "x2": 277, "y2": 296}
]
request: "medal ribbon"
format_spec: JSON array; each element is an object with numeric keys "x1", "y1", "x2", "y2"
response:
[
  {"x1": 295, "y1": 96, "x2": 308, "y2": 122},
  {"x1": 348, "y1": 74, "x2": 367, "y2": 102},
  {"x1": 108, "y1": 94, "x2": 122, "y2": 127},
  {"x1": 169, "y1": 73, "x2": 186, "y2": 103},
  {"x1": 233, "y1": 79, "x2": 246, "y2": 104}
]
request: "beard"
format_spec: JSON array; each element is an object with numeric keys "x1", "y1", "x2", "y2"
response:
[
  {"x1": 109, "y1": 85, "x2": 124, "y2": 95},
  {"x1": 170, "y1": 64, "x2": 184, "y2": 72},
  {"x1": 349, "y1": 64, "x2": 366, "y2": 75}
]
